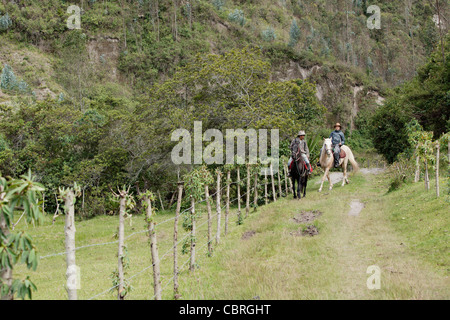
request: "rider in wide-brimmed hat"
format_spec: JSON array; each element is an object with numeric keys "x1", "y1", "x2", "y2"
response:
[
  {"x1": 329, "y1": 123, "x2": 345, "y2": 168},
  {"x1": 288, "y1": 130, "x2": 312, "y2": 176}
]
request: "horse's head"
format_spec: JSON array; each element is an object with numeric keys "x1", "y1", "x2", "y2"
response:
[{"x1": 323, "y1": 138, "x2": 333, "y2": 156}]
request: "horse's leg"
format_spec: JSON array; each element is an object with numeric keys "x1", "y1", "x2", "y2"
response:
[
  {"x1": 345, "y1": 159, "x2": 350, "y2": 184},
  {"x1": 292, "y1": 177, "x2": 297, "y2": 198},
  {"x1": 303, "y1": 176, "x2": 308, "y2": 198},
  {"x1": 297, "y1": 177, "x2": 302, "y2": 200},
  {"x1": 327, "y1": 169, "x2": 333, "y2": 190},
  {"x1": 318, "y1": 168, "x2": 328, "y2": 192},
  {"x1": 342, "y1": 159, "x2": 347, "y2": 187}
]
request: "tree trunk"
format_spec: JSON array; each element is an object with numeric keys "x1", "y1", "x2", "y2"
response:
[
  {"x1": 216, "y1": 172, "x2": 222, "y2": 245},
  {"x1": 173, "y1": 182, "x2": 183, "y2": 299},
  {"x1": 64, "y1": 190, "x2": 77, "y2": 300},
  {"x1": 157, "y1": 190, "x2": 165, "y2": 211},
  {"x1": 145, "y1": 196, "x2": 161, "y2": 300}
]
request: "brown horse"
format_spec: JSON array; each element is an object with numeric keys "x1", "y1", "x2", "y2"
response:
[
  {"x1": 291, "y1": 154, "x2": 308, "y2": 199},
  {"x1": 318, "y1": 138, "x2": 359, "y2": 192}
]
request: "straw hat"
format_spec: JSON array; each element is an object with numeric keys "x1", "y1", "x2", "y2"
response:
[
  {"x1": 298, "y1": 130, "x2": 306, "y2": 136},
  {"x1": 334, "y1": 123, "x2": 341, "y2": 129}
]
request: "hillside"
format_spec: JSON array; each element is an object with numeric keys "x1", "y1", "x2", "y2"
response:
[{"x1": 0, "y1": 0, "x2": 446, "y2": 121}]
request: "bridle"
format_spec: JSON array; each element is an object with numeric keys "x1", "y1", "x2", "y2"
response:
[{"x1": 324, "y1": 140, "x2": 333, "y2": 156}]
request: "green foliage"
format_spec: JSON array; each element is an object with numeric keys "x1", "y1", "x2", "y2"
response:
[
  {"x1": 0, "y1": 64, "x2": 31, "y2": 94},
  {"x1": 0, "y1": 170, "x2": 45, "y2": 299},
  {"x1": 261, "y1": 27, "x2": 276, "y2": 42},
  {"x1": 288, "y1": 19, "x2": 301, "y2": 47},
  {"x1": 386, "y1": 154, "x2": 415, "y2": 192},
  {"x1": 371, "y1": 35, "x2": 449, "y2": 163},
  {"x1": 184, "y1": 165, "x2": 214, "y2": 201},
  {"x1": 212, "y1": 0, "x2": 226, "y2": 11},
  {"x1": 0, "y1": 12, "x2": 12, "y2": 31},
  {"x1": 0, "y1": 64, "x2": 17, "y2": 91},
  {"x1": 228, "y1": 9, "x2": 245, "y2": 26}
]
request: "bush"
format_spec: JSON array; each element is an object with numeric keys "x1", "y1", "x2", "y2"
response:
[
  {"x1": 386, "y1": 153, "x2": 415, "y2": 192},
  {"x1": 228, "y1": 9, "x2": 245, "y2": 26},
  {"x1": 261, "y1": 27, "x2": 276, "y2": 42}
]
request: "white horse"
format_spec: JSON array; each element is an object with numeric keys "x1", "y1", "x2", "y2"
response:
[{"x1": 318, "y1": 138, "x2": 359, "y2": 192}]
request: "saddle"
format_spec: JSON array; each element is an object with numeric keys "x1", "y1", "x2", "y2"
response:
[{"x1": 334, "y1": 149, "x2": 346, "y2": 161}]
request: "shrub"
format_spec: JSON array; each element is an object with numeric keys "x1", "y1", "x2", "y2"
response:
[
  {"x1": 0, "y1": 12, "x2": 12, "y2": 31},
  {"x1": 261, "y1": 27, "x2": 276, "y2": 42},
  {"x1": 288, "y1": 19, "x2": 301, "y2": 47},
  {"x1": 228, "y1": 9, "x2": 245, "y2": 26}
]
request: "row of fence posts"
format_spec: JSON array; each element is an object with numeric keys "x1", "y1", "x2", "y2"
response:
[
  {"x1": 414, "y1": 141, "x2": 445, "y2": 198},
  {"x1": 62, "y1": 163, "x2": 294, "y2": 300}
]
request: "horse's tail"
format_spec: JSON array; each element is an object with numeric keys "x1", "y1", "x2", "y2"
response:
[{"x1": 346, "y1": 148, "x2": 359, "y2": 173}]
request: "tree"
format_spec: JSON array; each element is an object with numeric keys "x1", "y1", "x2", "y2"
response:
[
  {"x1": 0, "y1": 170, "x2": 45, "y2": 300},
  {"x1": 288, "y1": 19, "x2": 301, "y2": 47},
  {"x1": 0, "y1": 64, "x2": 17, "y2": 91}
]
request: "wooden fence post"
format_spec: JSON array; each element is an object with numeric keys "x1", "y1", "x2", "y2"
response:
[
  {"x1": 448, "y1": 140, "x2": 450, "y2": 163},
  {"x1": 270, "y1": 163, "x2": 277, "y2": 202},
  {"x1": 173, "y1": 181, "x2": 183, "y2": 300},
  {"x1": 414, "y1": 145, "x2": 420, "y2": 183},
  {"x1": 237, "y1": 167, "x2": 242, "y2": 222},
  {"x1": 145, "y1": 195, "x2": 162, "y2": 300},
  {"x1": 225, "y1": 170, "x2": 231, "y2": 236},
  {"x1": 264, "y1": 168, "x2": 268, "y2": 205},
  {"x1": 64, "y1": 189, "x2": 77, "y2": 300},
  {"x1": 216, "y1": 171, "x2": 222, "y2": 245},
  {"x1": 189, "y1": 197, "x2": 196, "y2": 272},
  {"x1": 277, "y1": 169, "x2": 283, "y2": 198},
  {"x1": 246, "y1": 164, "x2": 251, "y2": 218},
  {"x1": 424, "y1": 149, "x2": 430, "y2": 191},
  {"x1": 205, "y1": 185, "x2": 213, "y2": 256},
  {"x1": 287, "y1": 165, "x2": 293, "y2": 195},
  {"x1": 283, "y1": 165, "x2": 288, "y2": 197},
  {"x1": 253, "y1": 172, "x2": 258, "y2": 212},
  {"x1": 157, "y1": 190, "x2": 165, "y2": 211},
  {"x1": 436, "y1": 143, "x2": 440, "y2": 198},
  {"x1": 117, "y1": 190, "x2": 126, "y2": 300}
]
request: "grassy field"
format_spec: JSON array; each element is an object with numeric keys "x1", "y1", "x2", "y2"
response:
[{"x1": 13, "y1": 169, "x2": 449, "y2": 300}]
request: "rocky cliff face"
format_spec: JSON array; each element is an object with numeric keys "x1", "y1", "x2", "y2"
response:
[{"x1": 272, "y1": 60, "x2": 385, "y2": 130}]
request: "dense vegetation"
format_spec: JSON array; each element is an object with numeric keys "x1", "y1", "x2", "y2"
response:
[{"x1": 0, "y1": 0, "x2": 448, "y2": 217}]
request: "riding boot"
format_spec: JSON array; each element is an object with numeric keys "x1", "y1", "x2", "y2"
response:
[{"x1": 306, "y1": 163, "x2": 312, "y2": 175}]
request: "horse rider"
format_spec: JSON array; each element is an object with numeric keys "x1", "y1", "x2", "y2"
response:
[
  {"x1": 288, "y1": 130, "x2": 312, "y2": 176},
  {"x1": 329, "y1": 123, "x2": 345, "y2": 168}
]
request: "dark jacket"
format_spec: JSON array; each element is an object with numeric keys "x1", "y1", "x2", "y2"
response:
[
  {"x1": 329, "y1": 130, "x2": 345, "y2": 146},
  {"x1": 290, "y1": 137, "x2": 310, "y2": 158}
]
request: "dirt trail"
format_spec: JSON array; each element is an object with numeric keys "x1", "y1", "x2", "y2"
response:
[
  {"x1": 316, "y1": 168, "x2": 385, "y2": 186},
  {"x1": 325, "y1": 171, "x2": 448, "y2": 299}
]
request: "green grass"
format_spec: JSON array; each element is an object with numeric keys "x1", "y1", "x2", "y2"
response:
[{"x1": 12, "y1": 170, "x2": 450, "y2": 300}]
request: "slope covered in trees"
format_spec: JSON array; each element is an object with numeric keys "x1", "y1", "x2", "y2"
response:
[{"x1": 0, "y1": 0, "x2": 448, "y2": 216}]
